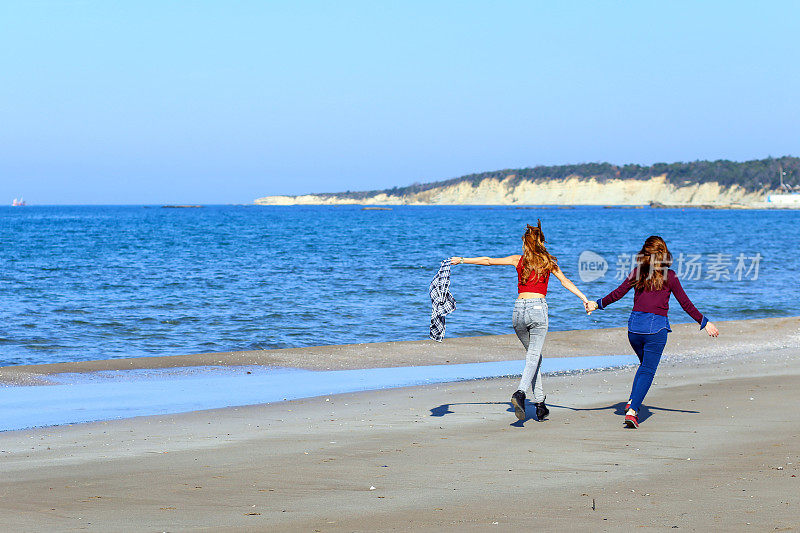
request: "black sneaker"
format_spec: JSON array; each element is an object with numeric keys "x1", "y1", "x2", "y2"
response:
[
  {"x1": 511, "y1": 390, "x2": 526, "y2": 421},
  {"x1": 534, "y1": 402, "x2": 549, "y2": 422}
]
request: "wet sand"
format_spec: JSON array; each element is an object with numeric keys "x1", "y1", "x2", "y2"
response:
[
  {"x1": 2, "y1": 316, "x2": 796, "y2": 380},
  {"x1": 1, "y1": 316, "x2": 798, "y2": 531}
]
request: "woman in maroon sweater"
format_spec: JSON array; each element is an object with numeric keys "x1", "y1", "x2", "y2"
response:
[{"x1": 585, "y1": 236, "x2": 719, "y2": 429}]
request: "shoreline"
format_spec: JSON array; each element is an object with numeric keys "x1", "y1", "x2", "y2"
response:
[{"x1": 3, "y1": 316, "x2": 797, "y2": 384}]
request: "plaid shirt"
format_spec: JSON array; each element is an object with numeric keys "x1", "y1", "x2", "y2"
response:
[{"x1": 429, "y1": 259, "x2": 456, "y2": 341}]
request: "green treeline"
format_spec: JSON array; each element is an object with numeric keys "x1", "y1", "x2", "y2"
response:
[{"x1": 320, "y1": 156, "x2": 799, "y2": 199}]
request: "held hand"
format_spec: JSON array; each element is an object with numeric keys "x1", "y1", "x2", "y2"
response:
[
  {"x1": 449, "y1": 257, "x2": 463, "y2": 265},
  {"x1": 584, "y1": 300, "x2": 598, "y2": 315},
  {"x1": 704, "y1": 322, "x2": 719, "y2": 337}
]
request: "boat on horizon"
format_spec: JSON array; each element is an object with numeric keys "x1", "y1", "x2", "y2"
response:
[{"x1": 12, "y1": 196, "x2": 26, "y2": 206}]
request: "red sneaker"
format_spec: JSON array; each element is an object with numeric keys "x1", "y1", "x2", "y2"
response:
[{"x1": 624, "y1": 413, "x2": 639, "y2": 429}]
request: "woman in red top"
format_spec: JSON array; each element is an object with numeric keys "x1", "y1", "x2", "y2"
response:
[
  {"x1": 451, "y1": 220, "x2": 590, "y2": 422},
  {"x1": 585, "y1": 236, "x2": 720, "y2": 429}
]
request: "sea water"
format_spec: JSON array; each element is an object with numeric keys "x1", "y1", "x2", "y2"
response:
[{"x1": 1, "y1": 205, "x2": 797, "y2": 366}]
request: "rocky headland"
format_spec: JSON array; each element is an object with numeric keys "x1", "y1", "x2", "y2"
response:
[{"x1": 255, "y1": 157, "x2": 800, "y2": 207}]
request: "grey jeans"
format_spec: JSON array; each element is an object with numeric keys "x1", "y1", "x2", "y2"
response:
[{"x1": 512, "y1": 298, "x2": 549, "y2": 403}]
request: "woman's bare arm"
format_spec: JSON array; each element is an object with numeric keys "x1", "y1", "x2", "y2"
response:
[
  {"x1": 450, "y1": 255, "x2": 520, "y2": 266},
  {"x1": 551, "y1": 266, "x2": 589, "y2": 303}
]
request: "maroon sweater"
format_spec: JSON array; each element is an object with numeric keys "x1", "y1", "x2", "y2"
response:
[{"x1": 598, "y1": 269, "x2": 706, "y2": 326}]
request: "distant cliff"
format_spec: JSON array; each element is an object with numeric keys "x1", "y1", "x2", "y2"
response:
[{"x1": 255, "y1": 156, "x2": 799, "y2": 206}]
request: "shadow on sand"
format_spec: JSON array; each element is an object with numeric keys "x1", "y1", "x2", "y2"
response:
[
  {"x1": 429, "y1": 401, "x2": 543, "y2": 426},
  {"x1": 430, "y1": 400, "x2": 699, "y2": 427}
]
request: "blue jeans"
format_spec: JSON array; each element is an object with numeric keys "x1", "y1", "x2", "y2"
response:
[{"x1": 627, "y1": 329, "x2": 669, "y2": 412}]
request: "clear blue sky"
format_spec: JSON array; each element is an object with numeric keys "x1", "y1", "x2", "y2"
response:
[{"x1": 2, "y1": 1, "x2": 798, "y2": 204}]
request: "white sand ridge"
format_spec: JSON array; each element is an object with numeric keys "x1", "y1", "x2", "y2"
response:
[{"x1": 256, "y1": 174, "x2": 765, "y2": 206}]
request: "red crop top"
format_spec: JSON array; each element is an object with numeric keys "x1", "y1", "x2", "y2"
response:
[{"x1": 517, "y1": 257, "x2": 550, "y2": 295}]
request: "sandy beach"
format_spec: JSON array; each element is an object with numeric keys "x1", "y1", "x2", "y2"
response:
[{"x1": 1, "y1": 316, "x2": 799, "y2": 531}]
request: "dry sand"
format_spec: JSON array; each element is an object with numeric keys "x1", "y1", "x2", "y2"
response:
[{"x1": 1, "y1": 316, "x2": 799, "y2": 531}]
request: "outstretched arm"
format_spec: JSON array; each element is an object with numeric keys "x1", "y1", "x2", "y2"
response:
[
  {"x1": 598, "y1": 272, "x2": 635, "y2": 309},
  {"x1": 584, "y1": 271, "x2": 635, "y2": 314},
  {"x1": 450, "y1": 255, "x2": 520, "y2": 266},
  {"x1": 669, "y1": 273, "x2": 720, "y2": 337},
  {"x1": 552, "y1": 266, "x2": 589, "y2": 303}
]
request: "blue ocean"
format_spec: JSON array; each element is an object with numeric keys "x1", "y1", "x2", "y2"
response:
[{"x1": 1, "y1": 205, "x2": 797, "y2": 366}]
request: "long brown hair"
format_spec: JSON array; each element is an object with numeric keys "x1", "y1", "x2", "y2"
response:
[
  {"x1": 632, "y1": 235, "x2": 673, "y2": 291},
  {"x1": 520, "y1": 219, "x2": 558, "y2": 283}
]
